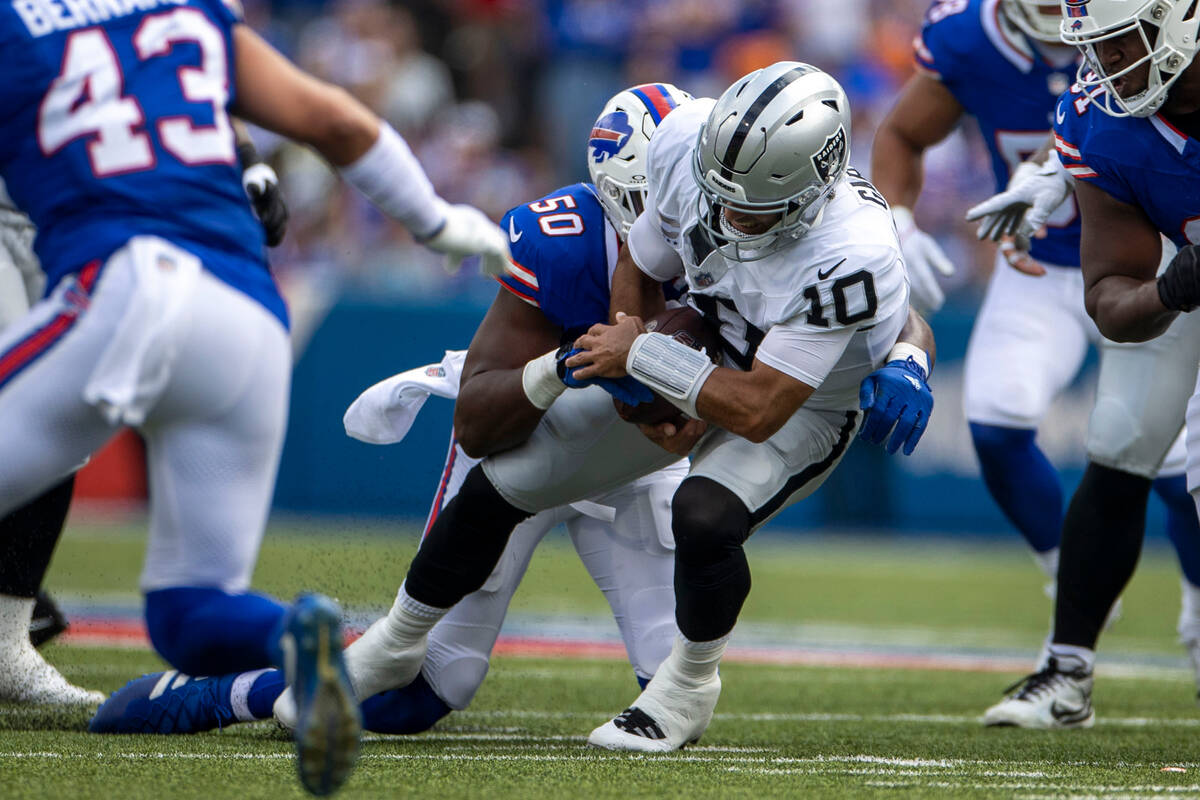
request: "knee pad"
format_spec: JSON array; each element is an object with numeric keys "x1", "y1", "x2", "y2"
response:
[{"x1": 670, "y1": 477, "x2": 751, "y2": 566}]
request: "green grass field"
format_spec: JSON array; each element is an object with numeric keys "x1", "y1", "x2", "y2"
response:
[{"x1": 4, "y1": 519, "x2": 1199, "y2": 799}]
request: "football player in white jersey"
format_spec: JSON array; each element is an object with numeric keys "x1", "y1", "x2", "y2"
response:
[
  {"x1": 287, "y1": 63, "x2": 936, "y2": 753},
  {"x1": 567, "y1": 62, "x2": 935, "y2": 750}
]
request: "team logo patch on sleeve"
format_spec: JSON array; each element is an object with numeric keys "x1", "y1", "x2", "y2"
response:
[{"x1": 589, "y1": 112, "x2": 634, "y2": 163}]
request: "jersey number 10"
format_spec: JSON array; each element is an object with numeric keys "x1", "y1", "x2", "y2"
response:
[{"x1": 38, "y1": 9, "x2": 234, "y2": 177}]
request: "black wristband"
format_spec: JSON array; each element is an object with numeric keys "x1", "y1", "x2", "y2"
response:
[
  {"x1": 1158, "y1": 245, "x2": 1200, "y2": 312},
  {"x1": 1157, "y1": 273, "x2": 1193, "y2": 312},
  {"x1": 236, "y1": 140, "x2": 260, "y2": 171}
]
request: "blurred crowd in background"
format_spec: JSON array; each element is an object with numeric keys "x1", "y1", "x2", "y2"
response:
[{"x1": 250, "y1": 0, "x2": 996, "y2": 309}]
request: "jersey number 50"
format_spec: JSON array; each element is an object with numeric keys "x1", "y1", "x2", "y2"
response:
[{"x1": 38, "y1": 10, "x2": 234, "y2": 178}]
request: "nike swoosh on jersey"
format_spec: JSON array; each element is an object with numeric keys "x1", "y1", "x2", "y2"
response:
[
  {"x1": 1056, "y1": 102, "x2": 1066, "y2": 125},
  {"x1": 818, "y1": 258, "x2": 846, "y2": 280},
  {"x1": 508, "y1": 218, "x2": 523, "y2": 243}
]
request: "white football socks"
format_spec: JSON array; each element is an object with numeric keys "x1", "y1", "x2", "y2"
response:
[
  {"x1": 1032, "y1": 547, "x2": 1060, "y2": 581},
  {"x1": 1178, "y1": 577, "x2": 1200, "y2": 643},
  {"x1": 0, "y1": 595, "x2": 35, "y2": 645},
  {"x1": 1046, "y1": 643, "x2": 1095, "y2": 674},
  {"x1": 384, "y1": 583, "x2": 448, "y2": 644},
  {"x1": 670, "y1": 634, "x2": 730, "y2": 685}
]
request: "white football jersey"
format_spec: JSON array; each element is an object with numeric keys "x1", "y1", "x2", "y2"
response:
[{"x1": 628, "y1": 99, "x2": 910, "y2": 411}]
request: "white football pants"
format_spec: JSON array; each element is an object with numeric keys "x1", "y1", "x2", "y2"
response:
[
  {"x1": 0, "y1": 236, "x2": 290, "y2": 593},
  {"x1": 965, "y1": 248, "x2": 1192, "y2": 478}
]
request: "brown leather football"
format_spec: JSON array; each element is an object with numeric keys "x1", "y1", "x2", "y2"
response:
[{"x1": 614, "y1": 305, "x2": 724, "y2": 426}]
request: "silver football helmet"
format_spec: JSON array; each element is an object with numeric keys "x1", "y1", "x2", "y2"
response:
[
  {"x1": 1002, "y1": 0, "x2": 1064, "y2": 42},
  {"x1": 691, "y1": 62, "x2": 851, "y2": 262},
  {"x1": 587, "y1": 83, "x2": 692, "y2": 238},
  {"x1": 1060, "y1": 0, "x2": 1200, "y2": 117}
]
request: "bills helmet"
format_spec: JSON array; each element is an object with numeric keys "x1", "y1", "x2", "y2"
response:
[
  {"x1": 1060, "y1": 0, "x2": 1200, "y2": 117},
  {"x1": 587, "y1": 83, "x2": 692, "y2": 238},
  {"x1": 691, "y1": 63, "x2": 850, "y2": 262}
]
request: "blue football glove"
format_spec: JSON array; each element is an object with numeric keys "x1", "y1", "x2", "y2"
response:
[
  {"x1": 858, "y1": 356, "x2": 933, "y2": 456},
  {"x1": 555, "y1": 347, "x2": 654, "y2": 407}
]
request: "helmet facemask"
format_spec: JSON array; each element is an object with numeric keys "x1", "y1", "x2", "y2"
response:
[
  {"x1": 595, "y1": 170, "x2": 647, "y2": 239},
  {"x1": 692, "y1": 157, "x2": 838, "y2": 263},
  {"x1": 1062, "y1": 0, "x2": 1200, "y2": 118}
]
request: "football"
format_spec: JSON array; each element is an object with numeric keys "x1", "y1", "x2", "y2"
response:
[{"x1": 613, "y1": 305, "x2": 724, "y2": 426}]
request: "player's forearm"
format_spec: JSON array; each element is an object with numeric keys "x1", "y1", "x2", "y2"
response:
[
  {"x1": 870, "y1": 124, "x2": 927, "y2": 210},
  {"x1": 896, "y1": 308, "x2": 937, "y2": 367},
  {"x1": 609, "y1": 248, "x2": 665, "y2": 323},
  {"x1": 692, "y1": 368, "x2": 810, "y2": 444},
  {"x1": 454, "y1": 371, "x2": 547, "y2": 458},
  {"x1": 232, "y1": 27, "x2": 378, "y2": 165},
  {"x1": 1085, "y1": 274, "x2": 1178, "y2": 342}
]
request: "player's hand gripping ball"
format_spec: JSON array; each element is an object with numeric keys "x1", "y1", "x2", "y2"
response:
[{"x1": 613, "y1": 306, "x2": 724, "y2": 426}]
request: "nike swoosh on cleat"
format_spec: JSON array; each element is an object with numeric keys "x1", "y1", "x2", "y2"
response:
[
  {"x1": 1050, "y1": 699, "x2": 1088, "y2": 721},
  {"x1": 817, "y1": 258, "x2": 846, "y2": 280},
  {"x1": 508, "y1": 218, "x2": 522, "y2": 243}
]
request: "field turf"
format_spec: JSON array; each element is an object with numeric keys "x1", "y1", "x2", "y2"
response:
[{"x1": 3, "y1": 520, "x2": 1198, "y2": 799}]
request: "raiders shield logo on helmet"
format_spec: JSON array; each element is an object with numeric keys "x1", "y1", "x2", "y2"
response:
[{"x1": 811, "y1": 128, "x2": 847, "y2": 184}]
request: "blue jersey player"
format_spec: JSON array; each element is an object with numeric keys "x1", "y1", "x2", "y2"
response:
[
  {"x1": 873, "y1": 0, "x2": 1200, "y2": 622},
  {"x1": 90, "y1": 82, "x2": 694, "y2": 737},
  {"x1": 977, "y1": 0, "x2": 1200, "y2": 728},
  {"x1": 0, "y1": 0, "x2": 512, "y2": 792}
]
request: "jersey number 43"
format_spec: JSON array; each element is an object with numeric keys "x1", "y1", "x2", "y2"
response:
[{"x1": 38, "y1": 9, "x2": 234, "y2": 177}]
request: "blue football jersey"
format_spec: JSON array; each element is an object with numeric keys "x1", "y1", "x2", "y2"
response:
[
  {"x1": 0, "y1": 0, "x2": 284, "y2": 326},
  {"x1": 1055, "y1": 82, "x2": 1200, "y2": 251},
  {"x1": 916, "y1": 0, "x2": 1081, "y2": 267},
  {"x1": 498, "y1": 183, "x2": 618, "y2": 341}
]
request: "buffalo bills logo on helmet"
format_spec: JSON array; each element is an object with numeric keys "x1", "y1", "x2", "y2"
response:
[{"x1": 589, "y1": 111, "x2": 634, "y2": 164}]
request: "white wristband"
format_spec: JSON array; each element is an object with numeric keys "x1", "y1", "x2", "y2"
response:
[
  {"x1": 626, "y1": 332, "x2": 716, "y2": 419},
  {"x1": 521, "y1": 349, "x2": 566, "y2": 410},
  {"x1": 886, "y1": 342, "x2": 930, "y2": 377},
  {"x1": 340, "y1": 123, "x2": 446, "y2": 238}
]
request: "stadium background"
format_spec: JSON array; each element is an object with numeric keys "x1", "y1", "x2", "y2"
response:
[{"x1": 78, "y1": 0, "x2": 1144, "y2": 536}]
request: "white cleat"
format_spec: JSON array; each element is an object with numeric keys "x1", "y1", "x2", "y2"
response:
[
  {"x1": 342, "y1": 616, "x2": 428, "y2": 702},
  {"x1": 983, "y1": 657, "x2": 1094, "y2": 729},
  {"x1": 274, "y1": 615, "x2": 427, "y2": 730},
  {"x1": 0, "y1": 641, "x2": 105, "y2": 706},
  {"x1": 587, "y1": 659, "x2": 721, "y2": 752}
]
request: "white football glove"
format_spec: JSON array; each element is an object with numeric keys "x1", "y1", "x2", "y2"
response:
[
  {"x1": 965, "y1": 154, "x2": 1074, "y2": 251},
  {"x1": 421, "y1": 203, "x2": 511, "y2": 277},
  {"x1": 892, "y1": 206, "x2": 953, "y2": 315}
]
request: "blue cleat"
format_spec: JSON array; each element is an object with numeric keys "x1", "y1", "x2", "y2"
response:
[
  {"x1": 280, "y1": 594, "x2": 361, "y2": 797},
  {"x1": 89, "y1": 671, "x2": 236, "y2": 734}
]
